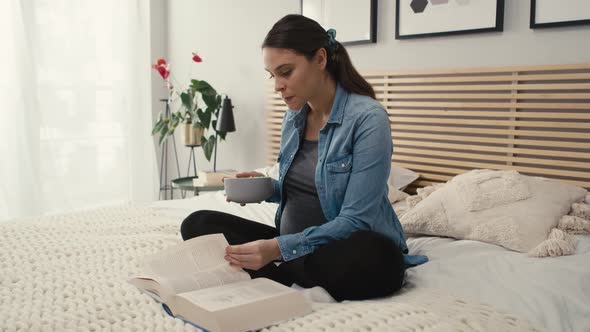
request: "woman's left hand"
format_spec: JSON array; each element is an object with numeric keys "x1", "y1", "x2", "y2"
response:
[{"x1": 225, "y1": 239, "x2": 282, "y2": 270}]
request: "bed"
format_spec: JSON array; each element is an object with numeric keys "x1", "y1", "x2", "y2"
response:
[{"x1": 1, "y1": 63, "x2": 589, "y2": 331}]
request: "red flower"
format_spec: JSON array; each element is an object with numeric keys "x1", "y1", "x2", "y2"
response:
[
  {"x1": 152, "y1": 58, "x2": 170, "y2": 80},
  {"x1": 192, "y1": 52, "x2": 202, "y2": 63}
]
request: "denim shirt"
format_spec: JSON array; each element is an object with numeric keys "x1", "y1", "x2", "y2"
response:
[{"x1": 267, "y1": 83, "x2": 428, "y2": 267}]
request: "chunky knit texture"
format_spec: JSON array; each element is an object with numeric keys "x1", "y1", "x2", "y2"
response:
[{"x1": 1, "y1": 206, "x2": 540, "y2": 331}]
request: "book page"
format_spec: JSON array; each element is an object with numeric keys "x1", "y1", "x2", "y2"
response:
[
  {"x1": 127, "y1": 275, "x2": 176, "y2": 302},
  {"x1": 157, "y1": 264, "x2": 250, "y2": 294},
  {"x1": 139, "y1": 233, "x2": 250, "y2": 294},
  {"x1": 178, "y1": 278, "x2": 294, "y2": 312}
]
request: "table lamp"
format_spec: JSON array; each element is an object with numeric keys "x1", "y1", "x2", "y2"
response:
[{"x1": 213, "y1": 96, "x2": 236, "y2": 172}]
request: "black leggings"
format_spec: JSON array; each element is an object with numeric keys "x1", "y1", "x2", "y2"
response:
[{"x1": 180, "y1": 210, "x2": 406, "y2": 302}]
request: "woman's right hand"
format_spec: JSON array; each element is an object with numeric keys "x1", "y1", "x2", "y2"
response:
[
  {"x1": 224, "y1": 171, "x2": 266, "y2": 206},
  {"x1": 236, "y1": 171, "x2": 265, "y2": 179}
]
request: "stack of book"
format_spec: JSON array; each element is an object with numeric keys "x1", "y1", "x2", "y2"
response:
[{"x1": 192, "y1": 170, "x2": 238, "y2": 187}]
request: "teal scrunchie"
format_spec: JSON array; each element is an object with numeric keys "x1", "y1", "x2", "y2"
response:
[{"x1": 326, "y1": 28, "x2": 337, "y2": 51}]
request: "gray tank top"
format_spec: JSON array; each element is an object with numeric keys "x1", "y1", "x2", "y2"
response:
[{"x1": 280, "y1": 139, "x2": 328, "y2": 235}]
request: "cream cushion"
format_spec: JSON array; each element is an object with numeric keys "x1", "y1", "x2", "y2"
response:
[{"x1": 400, "y1": 169, "x2": 588, "y2": 255}]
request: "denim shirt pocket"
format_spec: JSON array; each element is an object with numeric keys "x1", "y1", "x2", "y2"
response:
[
  {"x1": 326, "y1": 153, "x2": 353, "y2": 203},
  {"x1": 326, "y1": 154, "x2": 352, "y2": 172}
]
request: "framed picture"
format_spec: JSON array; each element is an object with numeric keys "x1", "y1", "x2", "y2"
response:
[
  {"x1": 301, "y1": 0, "x2": 377, "y2": 45},
  {"x1": 530, "y1": 0, "x2": 590, "y2": 29},
  {"x1": 395, "y1": 0, "x2": 504, "y2": 39}
]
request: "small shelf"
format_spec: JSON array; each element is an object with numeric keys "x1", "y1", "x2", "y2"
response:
[{"x1": 171, "y1": 176, "x2": 224, "y2": 195}]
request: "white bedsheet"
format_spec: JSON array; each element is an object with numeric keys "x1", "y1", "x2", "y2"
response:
[
  {"x1": 151, "y1": 192, "x2": 590, "y2": 332},
  {"x1": 405, "y1": 235, "x2": 590, "y2": 332}
]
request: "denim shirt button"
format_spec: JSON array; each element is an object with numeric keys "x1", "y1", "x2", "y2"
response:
[{"x1": 292, "y1": 250, "x2": 297, "y2": 255}]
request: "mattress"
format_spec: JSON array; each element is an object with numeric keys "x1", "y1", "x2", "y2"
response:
[
  {"x1": 0, "y1": 191, "x2": 585, "y2": 331},
  {"x1": 152, "y1": 193, "x2": 590, "y2": 331}
]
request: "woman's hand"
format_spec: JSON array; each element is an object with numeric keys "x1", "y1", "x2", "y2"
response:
[
  {"x1": 224, "y1": 239, "x2": 282, "y2": 270},
  {"x1": 235, "y1": 171, "x2": 265, "y2": 178},
  {"x1": 224, "y1": 171, "x2": 266, "y2": 206}
]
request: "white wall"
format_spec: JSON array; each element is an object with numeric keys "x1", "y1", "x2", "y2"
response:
[
  {"x1": 349, "y1": 0, "x2": 590, "y2": 71},
  {"x1": 162, "y1": 0, "x2": 590, "y2": 180},
  {"x1": 161, "y1": 0, "x2": 299, "y2": 180}
]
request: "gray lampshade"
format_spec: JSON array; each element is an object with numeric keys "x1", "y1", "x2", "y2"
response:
[{"x1": 216, "y1": 96, "x2": 236, "y2": 133}]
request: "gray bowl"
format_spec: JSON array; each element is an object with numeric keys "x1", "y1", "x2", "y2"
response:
[{"x1": 224, "y1": 177, "x2": 274, "y2": 204}]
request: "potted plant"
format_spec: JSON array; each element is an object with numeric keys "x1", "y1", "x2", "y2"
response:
[{"x1": 151, "y1": 53, "x2": 228, "y2": 162}]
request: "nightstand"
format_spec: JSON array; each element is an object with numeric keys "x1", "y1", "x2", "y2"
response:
[{"x1": 171, "y1": 176, "x2": 225, "y2": 199}]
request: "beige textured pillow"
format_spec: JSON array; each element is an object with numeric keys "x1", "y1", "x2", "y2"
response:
[{"x1": 400, "y1": 169, "x2": 588, "y2": 256}]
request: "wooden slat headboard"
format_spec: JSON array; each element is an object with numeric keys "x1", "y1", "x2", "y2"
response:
[{"x1": 266, "y1": 63, "x2": 590, "y2": 192}]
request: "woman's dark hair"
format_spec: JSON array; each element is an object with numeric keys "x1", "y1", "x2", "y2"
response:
[{"x1": 262, "y1": 14, "x2": 375, "y2": 99}]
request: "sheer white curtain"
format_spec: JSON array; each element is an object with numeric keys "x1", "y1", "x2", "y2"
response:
[{"x1": 0, "y1": 0, "x2": 158, "y2": 221}]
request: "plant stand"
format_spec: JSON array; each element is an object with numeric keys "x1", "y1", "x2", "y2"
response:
[
  {"x1": 186, "y1": 145, "x2": 199, "y2": 178},
  {"x1": 175, "y1": 145, "x2": 200, "y2": 199},
  {"x1": 158, "y1": 98, "x2": 182, "y2": 200}
]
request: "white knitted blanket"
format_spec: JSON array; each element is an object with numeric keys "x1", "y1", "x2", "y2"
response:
[{"x1": 0, "y1": 206, "x2": 542, "y2": 332}]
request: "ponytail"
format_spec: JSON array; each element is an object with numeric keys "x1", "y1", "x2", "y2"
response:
[{"x1": 326, "y1": 40, "x2": 375, "y2": 99}]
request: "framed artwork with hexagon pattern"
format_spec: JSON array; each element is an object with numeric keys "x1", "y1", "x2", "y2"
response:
[
  {"x1": 395, "y1": 0, "x2": 504, "y2": 39},
  {"x1": 530, "y1": 0, "x2": 590, "y2": 29}
]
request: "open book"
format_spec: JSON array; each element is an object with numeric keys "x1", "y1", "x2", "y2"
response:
[{"x1": 128, "y1": 233, "x2": 312, "y2": 332}]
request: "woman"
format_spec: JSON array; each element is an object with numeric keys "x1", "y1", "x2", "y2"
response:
[{"x1": 180, "y1": 14, "x2": 427, "y2": 302}]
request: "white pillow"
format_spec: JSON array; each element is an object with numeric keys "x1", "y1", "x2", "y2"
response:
[
  {"x1": 400, "y1": 169, "x2": 588, "y2": 257},
  {"x1": 389, "y1": 164, "x2": 419, "y2": 190},
  {"x1": 387, "y1": 165, "x2": 418, "y2": 203}
]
